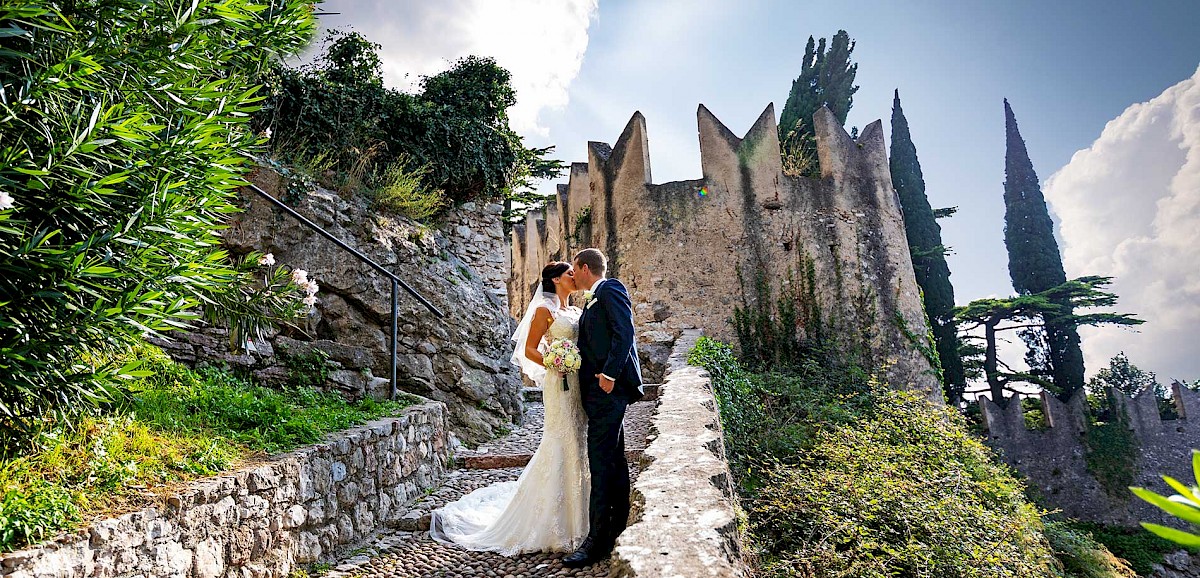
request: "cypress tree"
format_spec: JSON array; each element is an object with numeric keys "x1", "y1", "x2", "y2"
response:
[
  {"x1": 890, "y1": 90, "x2": 966, "y2": 404},
  {"x1": 1002, "y1": 99, "x2": 1086, "y2": 399},
  {"x1": 779, "y1": 31, "x2": 858, "y2": 175}
]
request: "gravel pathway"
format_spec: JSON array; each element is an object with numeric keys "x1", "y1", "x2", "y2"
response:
[{"x1": 320, "y1": 395, "x2": 656, "y2": 578}]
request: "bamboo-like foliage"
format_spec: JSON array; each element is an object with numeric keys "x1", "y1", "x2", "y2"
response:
[{"x1": 0, "y1": 0, "x2": 316, "y2": 440}]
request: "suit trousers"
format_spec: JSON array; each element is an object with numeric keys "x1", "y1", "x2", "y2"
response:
[{"x1": 583, "y1": 393, "x2": 630, "y2": 550}]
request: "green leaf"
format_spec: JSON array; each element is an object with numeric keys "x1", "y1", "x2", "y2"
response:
[{"x1": 1140, "y1": 522, "x2": 1200, "y2": 547}]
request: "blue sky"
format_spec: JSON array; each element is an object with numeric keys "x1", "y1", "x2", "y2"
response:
[{"x1": 311, "y1": 0, "x2": 1200, "y2": 381}]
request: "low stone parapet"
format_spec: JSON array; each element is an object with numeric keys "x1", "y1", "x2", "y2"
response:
[
  {"x1": 0, "y1": 400, "x2": 450, "y2": 578},
  {"x1": 612, "y1": 331, "x2": 746, "y2": 577}
]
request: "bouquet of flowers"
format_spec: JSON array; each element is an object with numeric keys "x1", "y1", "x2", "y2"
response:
[{"x1": 543, "y1": 338, "x2": 582, "y2": 375}]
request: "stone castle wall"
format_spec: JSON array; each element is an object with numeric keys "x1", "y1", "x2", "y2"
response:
[
  {"x1": 510, "y1": 105, "x2": 941, "y2": 399},
  {"x1": 980, "y1": 384, "x2": 1200, "y2": 527},
  {"x1": 0, "y1": 400, "x2": 450, "y2": 578}
]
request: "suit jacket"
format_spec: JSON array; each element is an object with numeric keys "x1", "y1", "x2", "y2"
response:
[{"x1": 577, "y1": 278, "x2": 644, "y2": 403}]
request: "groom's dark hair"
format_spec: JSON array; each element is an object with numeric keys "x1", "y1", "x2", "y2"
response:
[{"x1": 572, "y1": 248, "x2": 607, "y2": 277}]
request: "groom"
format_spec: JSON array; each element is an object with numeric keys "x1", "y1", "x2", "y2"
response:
[{"x1": 565, "y1": 248, "x2": 644, "y2": 567}]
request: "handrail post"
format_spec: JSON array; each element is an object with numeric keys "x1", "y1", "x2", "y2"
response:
[{"x1": 391, "y1": 279, "x2": 399, "y2": 400}]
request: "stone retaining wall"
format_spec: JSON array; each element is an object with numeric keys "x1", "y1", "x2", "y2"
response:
[
  {"x1": 612, "y1": 331, "x2": 746, "y2": 577},
  {"x1": 0, "y1": 401, "x2": 451, "y2": 578}
]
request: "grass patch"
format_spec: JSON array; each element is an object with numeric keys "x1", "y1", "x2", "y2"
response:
[{"x1": 0, "y1": 345, "x2": 416, "y2": 552}]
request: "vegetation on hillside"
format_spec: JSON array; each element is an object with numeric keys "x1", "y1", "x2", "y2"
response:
[
  {"x1": 0, "y1": 0, "x2": 316, "y2": 449},
  {"x1": 0, "y1": 345, "x2": 416, "y2": 552},
  {"x1": 690, "y1": 337, "x2": 1136, "y2": 577},
  {"x1": 253, "y1": 31, "x2": 564, "y2": 223}
]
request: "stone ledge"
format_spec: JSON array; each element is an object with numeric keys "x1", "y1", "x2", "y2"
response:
[
  {"x1": 611, "y1": 331, "x2": 746, "y2": 577},
  {"x1": 0, "y1": 400, "x2": 452, "y2": 578}
]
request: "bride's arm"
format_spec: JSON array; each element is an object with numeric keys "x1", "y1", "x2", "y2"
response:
[{"x1": 524, "y1": 307, "x2": 553, "y2": 367}]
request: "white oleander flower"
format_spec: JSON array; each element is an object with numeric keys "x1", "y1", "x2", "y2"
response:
[
  {"x1": 302, "y1": 294, "x2": 318, "y2": 307},
  {"x1": 301, "y1": 280, "x2": 319, "y2": 295},
  {"x1": 0, "y1": 191, "x2": 13, "y2": 210},
  {"x1": 259, "y1": 253, "x2": 275, "y2": 267},
  {"x1": 291, "y1": 269, "x2": 308, "y2": 285},
  {"x1": 263, "y1": 127, "x2": 272, "y2": 140}
]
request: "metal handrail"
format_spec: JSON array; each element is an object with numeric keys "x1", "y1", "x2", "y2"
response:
[{"x1": 246, "y1": 183, "x2": 445, "y2": 400}]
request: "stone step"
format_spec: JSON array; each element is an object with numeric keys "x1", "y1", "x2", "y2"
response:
[
  {"x1": 521, "y1": 383, "x2": 660, "y2": 403},
  {"x1": 462, "y1": 449, "x2": 645, "y2": 470}
]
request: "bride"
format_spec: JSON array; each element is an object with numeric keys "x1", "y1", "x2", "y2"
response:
[{"x1": 429, "y1": 261, "x2": 590, "y2": 555}]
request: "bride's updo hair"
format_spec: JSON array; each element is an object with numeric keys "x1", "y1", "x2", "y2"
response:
[{"x1": 540, "y1": 261, "x2": 571, "y2": 293}]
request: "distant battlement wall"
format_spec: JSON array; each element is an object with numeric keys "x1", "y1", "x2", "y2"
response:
[
  {"x1": 980, "y1": 384, "x2": 1200, "y2": 527},
  {"x1": 510, "y1": 104, "x2": 941, "y2": 399}
]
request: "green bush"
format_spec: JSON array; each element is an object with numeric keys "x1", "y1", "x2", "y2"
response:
[
  {"x1": 0, "y1": 0, "x2": 315, "y2": 443},
  {"x1": 748, "y1": 389, "x2": 1059, "y2": 577},
  {"x1": 1062, "y1": 521, "x2": 1179, "y2": 576},
  {"x1": 372, "y1": 158, "x2": 446, "y2": 222},
  {"x1": 1043, "y1": 521, "x2": 1136, "y2": 578},
  {"x1": 689, "y1": 337, "x2": 1135, "y2": 578},
  {"x1": 255, "y1": 31, "x2": 563, "y2": 211}
]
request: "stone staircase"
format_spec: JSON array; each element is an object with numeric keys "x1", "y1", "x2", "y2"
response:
[{"x1": 323, "y1": 385, "x2": 660, "y2": 577}]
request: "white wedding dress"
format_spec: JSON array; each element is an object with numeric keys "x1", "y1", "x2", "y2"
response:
[{"x1": 429, "y1": 302, "x2": 590, "y2": 555}]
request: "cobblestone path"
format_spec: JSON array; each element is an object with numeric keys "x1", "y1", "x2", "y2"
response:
[{"x1": 321, "y1": 386, "x2": 659, "y2": 578}]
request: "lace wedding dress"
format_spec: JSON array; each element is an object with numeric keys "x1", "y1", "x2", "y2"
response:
[{"x1": 429, "y1": 304, "x2": 590, "y2": 555}]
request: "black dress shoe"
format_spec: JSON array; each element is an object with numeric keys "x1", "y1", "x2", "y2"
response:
[{"x1": 563, "y1": 537, "x2": 595, "y2": 568}]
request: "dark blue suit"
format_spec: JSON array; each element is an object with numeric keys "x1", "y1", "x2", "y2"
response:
[{"x1": 577, "y1": 278, "x2": 643, "y2": 550}]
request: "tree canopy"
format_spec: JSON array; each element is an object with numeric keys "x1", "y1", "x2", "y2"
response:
[
  {"x1": 1003, "y1": 99, "x2": 1087, "y2": 399},
  {"x1": 254, "y1": 31, "x2": 562, "y2": 215},
  {"x1": 890, "y1": 90, "x2": 966, "y2": 404},
  {"x1": 956, "y1": 277, "x2": 1142, "y2": 404},
  {"x1": 778, "y1": 30, "x2": 858, "y2": 177}
]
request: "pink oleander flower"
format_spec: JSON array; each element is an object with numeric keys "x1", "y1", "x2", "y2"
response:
[
  {"x1": 259, "y1": 253, "x2": 275, "y2": 267},
  {"x1": 291, "y1": 269, "x2": 308, "y2": 285},
  {"x1": 302, "y1": 294, "x2": 318, "y2": 307},
  {"x1": 301, "y1": 280, "x2": 319, "y2": 295},
  {"x1": 0, "y1": 191, "x2": 13, "y2": 210}
]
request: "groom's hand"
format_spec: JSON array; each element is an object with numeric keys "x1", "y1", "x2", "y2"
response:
[{"x1": 596, "y1": 374, "x2": 615, "y2": 394}]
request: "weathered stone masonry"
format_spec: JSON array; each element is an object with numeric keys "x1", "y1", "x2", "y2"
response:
[
  {"x1": 0, "y1": 400, "x2": 450, "y2": 578},
  {"x1": 981, "y1": 384, "x2": 1200, "y2": 527},
  {"x1": 613, "y1": 331, "x2": 745, "y2": 578},
  {"x1": 510, "y1": 105, "x2": 941, "y2": 400}
]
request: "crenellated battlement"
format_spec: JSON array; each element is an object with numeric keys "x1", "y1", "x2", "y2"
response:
[
  {"x1": 509, "y1": 104, "x2": 942, "y2": 400},
  {"x1": 979, "y1": 385, "x2": 1200, "y2": 526}
]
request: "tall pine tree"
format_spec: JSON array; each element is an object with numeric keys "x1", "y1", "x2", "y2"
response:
[
  {"x1": 778, "y1": 30, "x2": 858, "y2": 175},
  {"x1": 890, "y1": 90, "x2": 966, "y2": 404},
  {"x1": 1002, "y1": 99, "x2": 1086, "y2": 399}
]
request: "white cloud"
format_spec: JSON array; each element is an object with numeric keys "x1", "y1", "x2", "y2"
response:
[
  {"x1": 309, "y1": 0, "x2": 598, "y2": 138},
  {"x1": 1045, "y1": 64, "x2": 1200, "y2": 382}
]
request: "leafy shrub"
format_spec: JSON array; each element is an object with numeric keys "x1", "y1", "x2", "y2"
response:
[
  {"x1": 372, "y1": 158, "x2": 446, "y2": 222},
  {"x1": 687, "y1": 337, "x2": 873, "y2": 489},
  {"x1": 748, "y1": 390, "x2": 1060, "y2": 577},
  {"x1": 688, "y1": 337, "x2": 1137, "y2": 577},
  {"x1": 0, "y1": 0, "x2": 315, "y2": 443},
  {"x1": 254, "y1": 31, "x2": 563, "y2": 210},
  {"x1": 1062, "y1": 521, "x2": 1181, "y2": 576},
  {"x1": 1043, "y1": 521, "x2": 1136, "y2": 578}
]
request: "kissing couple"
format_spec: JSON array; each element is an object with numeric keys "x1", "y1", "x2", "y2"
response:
[{"x1": 429, "y1": 248, "x2": 645, "y2": 568}]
